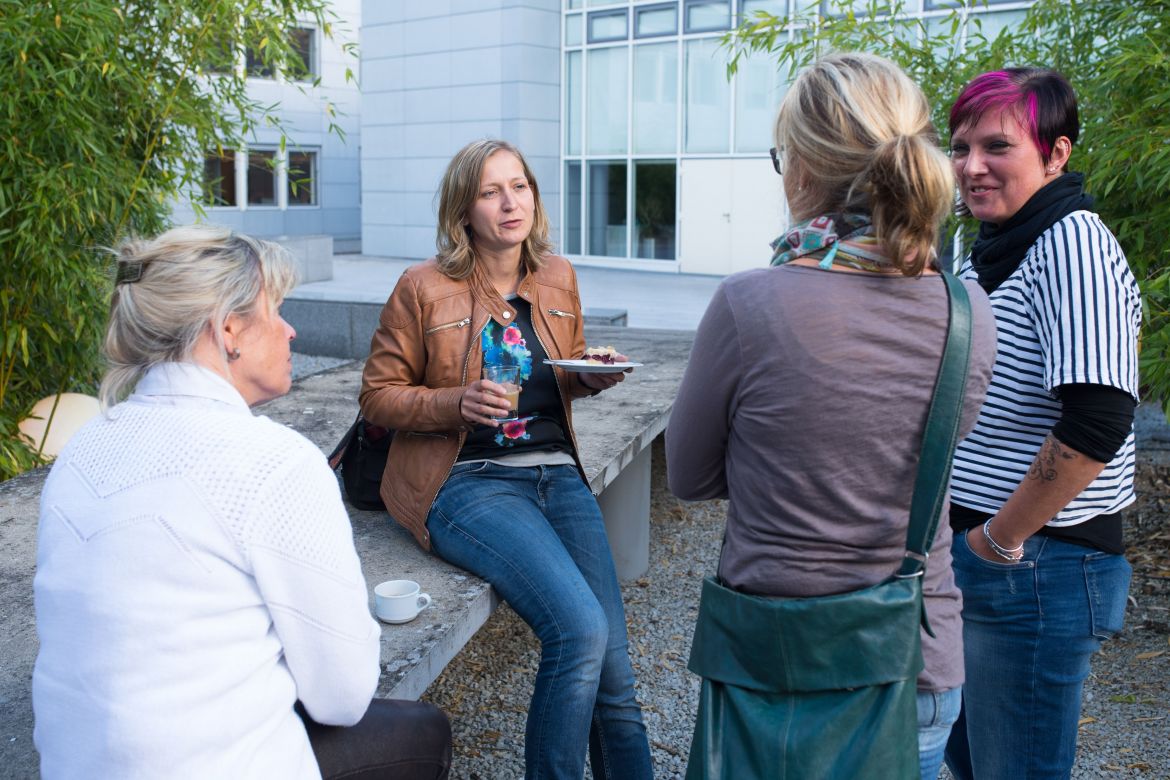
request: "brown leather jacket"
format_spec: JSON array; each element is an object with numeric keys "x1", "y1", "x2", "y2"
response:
[{"x1": 359, "y1": 255, "x2": 595, "y2": 550}]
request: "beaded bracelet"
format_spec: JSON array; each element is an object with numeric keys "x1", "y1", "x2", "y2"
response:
[{"x1": 983, "y1": 518, "x2": 1024, "y2": 562}]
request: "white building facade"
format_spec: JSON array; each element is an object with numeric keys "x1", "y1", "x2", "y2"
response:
[
  {"x1": 361, "y1": 0, "x2": 1030, "y2": 275},
  {"x1": 173, "y1": 0, "x2": 363, "y2": 250}
]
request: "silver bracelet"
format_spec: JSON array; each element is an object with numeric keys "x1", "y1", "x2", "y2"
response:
[{"x1": 983, "y1": 518, "x2": 1024, "y2": 562}]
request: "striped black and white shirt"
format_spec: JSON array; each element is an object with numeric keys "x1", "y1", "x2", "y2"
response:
[{"x1": 950, "y1": 210, "x2": 1142, "y2": 526}]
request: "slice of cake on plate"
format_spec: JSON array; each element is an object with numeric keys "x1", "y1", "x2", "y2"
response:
[{"x1": 582, "y1": 346, "x2": 619, "y2": 365}]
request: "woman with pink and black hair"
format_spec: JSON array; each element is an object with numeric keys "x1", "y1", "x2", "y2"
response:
[{"x1": 944, "y1": 69, "x2": 1141, "y2": 779}]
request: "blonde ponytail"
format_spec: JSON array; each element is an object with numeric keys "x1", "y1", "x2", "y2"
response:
[
  {"x1": 864, "y1": 133, "x2": 954, "y2": 276},
  {"x1": 775, "y1": 52, "x2": 953, "y2": 276}
]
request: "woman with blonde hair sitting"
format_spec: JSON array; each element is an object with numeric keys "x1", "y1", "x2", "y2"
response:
[
  {"x1": 33, "y1": 225, "x2": 451, "y2": 779},
  {"x1": 668, "y1": 53, "x2": 997, "y2": 779}
]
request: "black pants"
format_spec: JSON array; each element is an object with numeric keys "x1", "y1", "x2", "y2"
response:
[{"x1": 298, "y1": 699, "x2": 452, "y2": 780}]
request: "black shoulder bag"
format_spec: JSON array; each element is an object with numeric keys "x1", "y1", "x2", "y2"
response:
[
  {"x1": 328, "y1": 414, "x2": 393, "y2": 511},
  {"x1": 685, "y1": 272, "x2": 972, "y2": 780}
]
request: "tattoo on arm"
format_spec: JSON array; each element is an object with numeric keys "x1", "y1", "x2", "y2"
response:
[{"x1": 1026, "y1": 436, "x2": 1078, "y2": 483}]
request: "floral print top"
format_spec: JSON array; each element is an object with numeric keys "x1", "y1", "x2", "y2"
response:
[{"x1": 457, "y1": 296, "x2": 572, "y2": 460}]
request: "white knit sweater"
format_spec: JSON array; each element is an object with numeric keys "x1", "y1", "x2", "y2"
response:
[{"x1": 32, "y1": 363, "x2": 381, "y2": 779}]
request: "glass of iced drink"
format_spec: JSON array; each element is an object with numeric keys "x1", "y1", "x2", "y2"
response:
[{"x1": 483, "y1": 364, "x2": 521, "y2": 421}]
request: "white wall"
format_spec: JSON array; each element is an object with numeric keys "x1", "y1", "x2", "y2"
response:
[
  {"x1": 172, "y1": 0, "x2": 363, "y2": 244},
  {"x1": 361, "y1": 0, "x2": 562, "y2": 260}
]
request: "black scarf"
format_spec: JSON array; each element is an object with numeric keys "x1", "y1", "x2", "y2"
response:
[{"x1": 970, "y1": 173, "x2": 1094, "y2": 293}]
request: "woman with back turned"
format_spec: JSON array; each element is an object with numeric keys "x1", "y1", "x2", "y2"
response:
[{"x1": 667, "y1": 53, "x2": 997, "y2": 779}]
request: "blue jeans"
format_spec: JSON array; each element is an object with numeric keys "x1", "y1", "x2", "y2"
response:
[
  {"x1": 426, "y1": 462, "x2": 653, "y2": 780},
  {"x1": 944, "y1": 532, "x2": 1131, "y2": 780},
  {"x1": 918, "y1": 687, "x2": 961, "y2": 780}
]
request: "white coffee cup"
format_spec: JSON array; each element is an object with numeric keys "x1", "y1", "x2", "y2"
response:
[{"x1": 374, "y1": 580, "x2": 432, "y2": 624}]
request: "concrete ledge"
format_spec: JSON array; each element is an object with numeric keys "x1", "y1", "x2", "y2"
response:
[
  {"x1": 584, "y1": 308, "x2": 628, "y2": 327},
  {"x1": 281, "y1": 298, "x2": 381, "y2": 360},
  {"x1": 334, "y1": 238, "x2": 362, "y2": 255},
  {"x1": 281, "y1": 298, "x2": 630, "y2": 361},
  {"x1": 273, "y1": 234, "x2": 334, "y2": 284}
]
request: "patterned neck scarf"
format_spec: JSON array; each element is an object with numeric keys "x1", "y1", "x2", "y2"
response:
[{"x1": 770, "y1": 213, "x2": 894, "y2": 273}]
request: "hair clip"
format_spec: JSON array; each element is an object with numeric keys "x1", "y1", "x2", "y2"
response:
[{"x1": 115, "y1": 260, "x2": 143, "y2": 284}]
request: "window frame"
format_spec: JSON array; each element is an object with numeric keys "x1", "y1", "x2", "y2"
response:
[
  {"x1": 286, "y1": 149, "x2": 319, "y2": 207},
  {"x1": 201, "y1": 146, "x2": 321, "y2": 211},
  {"x1": 634, "y1": 3, "x2": 679, "y2": 39},
  {"x1": 245, "y1": 25, "x2": 319, "y2": 82},
  {"x1": 202, "y1": 150, "x2": 239, "y2": 207},
  {"x1": 288, "y1": 26, "x2": 319, "y2": 82},
  {"x1": 587, "y1": 9, "x2": 630, "y2": 43},
  {"x1": 683, "y1": 0, "x2": 732, "y2": 33}
]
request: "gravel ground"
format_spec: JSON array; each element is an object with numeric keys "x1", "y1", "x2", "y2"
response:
[{"x1": 418, "y1": 438, "x2": 1170, "y2": 779}]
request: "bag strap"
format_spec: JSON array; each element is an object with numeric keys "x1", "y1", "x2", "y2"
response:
[{"x1": 897, "y1": 272, "x2": 973, "y2": 578}]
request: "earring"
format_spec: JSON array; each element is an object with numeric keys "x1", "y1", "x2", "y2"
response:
[{"x1": 228, "y1": 348, "x2": 241, "y2": 361}]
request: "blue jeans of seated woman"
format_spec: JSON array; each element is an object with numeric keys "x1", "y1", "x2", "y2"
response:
[
  {"x1": 426, "y1": 462, "x2": 653, "y2": 780},
  {"x1": 944, "y1": 533, "x2": 1131, "y2": 780}
]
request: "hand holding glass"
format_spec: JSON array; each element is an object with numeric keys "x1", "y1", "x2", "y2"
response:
[{"x1": 483, "y1": 364, "x2": 521, "y2": 421}]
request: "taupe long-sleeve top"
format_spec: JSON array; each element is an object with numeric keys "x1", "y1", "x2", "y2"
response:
[{"x1": 667, "y1": 264, "x2": 997, "y2": 691}]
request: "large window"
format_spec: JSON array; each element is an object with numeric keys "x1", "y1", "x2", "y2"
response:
[
  {"x1": 564, "y1": 162, "x2": 583, "y2": 254},
  {"x1": 203, "y1": 151, "x2": 238, "y2": 206},
  {"x1": 734, "y1": 54, "x2": 788, "y2": 153},
  {"x1": 635, "y1": 4, "x2": 677, "y2": 37},
  {"x1": 562, "y1": 0, "x2": 1030, "y2": 265},
  {"x1": 246, "y1": 26, "x2": 317, "y2": 80},
  {"x1": 287, "y1": 151, "x2": 318, "y2": 206},
  {"x1": 633, "y1": 43, "x2": 677, "y2": 154},
  {"x1": 247, "y1": 150, "x2": 277, "y2": 205},
  {"x1": 684, "y1": 38, "x2": 730, "y2": 153},
  {"x1": 740, "y1": 0, "x2": 785, "y2": 14},
  {"x1": 634, "y1": 162, "x2": 676, "y2": 259},
  {"x1": 288, "y1": 27, "x2": 316, "y2": 80},
  {"x1": 587, "y1": 47, "x2": 628, "y2": 154},
  {"x1": 588, "y1": 9, "x2": 628, "y2": 42},
  {"x1": 201, "y1": 148, "x2": 318, "y2": 209},
  {"x1": 684, "y1": 0, "x2": 732, "y2": 32},
  {"x1": 565, "y1": 51, "x2": 583, "y2": 154},
  {"x1": 587, "y1": 162, "x2": 627, "y2": 257}
]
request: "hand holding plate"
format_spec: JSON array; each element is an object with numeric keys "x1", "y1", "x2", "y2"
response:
[{"x1": 578, "y1": 351, "x2": 631, "y2": 391}]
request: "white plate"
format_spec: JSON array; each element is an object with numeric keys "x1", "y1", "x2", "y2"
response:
[{"x1": 544, "y1": 359, "x2": 643, "y2": 373}]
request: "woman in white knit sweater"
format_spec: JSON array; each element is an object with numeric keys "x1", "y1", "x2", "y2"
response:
[{"x1": 32, "y1": 226, "x2": 450, "y2": 780}]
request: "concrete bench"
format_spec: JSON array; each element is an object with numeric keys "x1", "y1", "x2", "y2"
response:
[
  {"x1": 258, "y1": 325, "x2": 690, "y2": 699},
  {"x1": 272, "y1": 234, "x2": 334, "y2": 284},
  {"x1": 0, "y1": 325, "x2": 691, "y2": 776}
]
